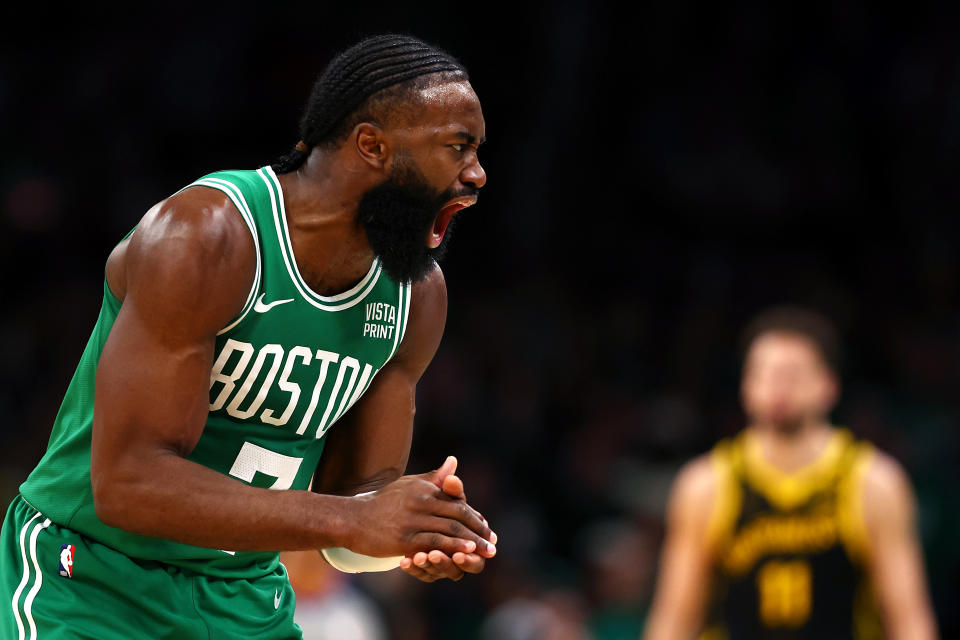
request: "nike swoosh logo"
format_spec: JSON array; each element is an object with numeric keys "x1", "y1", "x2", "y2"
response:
[
  {"x1": 254, "y1": 294, "x2": 294, "y2": 313},
  {"x1": 274, "y1": 589, "x2": 281, "y2": 610}
]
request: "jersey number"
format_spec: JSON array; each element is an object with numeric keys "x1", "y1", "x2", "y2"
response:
[
  {"x1": 228, "y1": 441, "x2": 303, "y2": 490},
  {"x1": 756, "y1": 559, "x2": 812, "y2": 628}
]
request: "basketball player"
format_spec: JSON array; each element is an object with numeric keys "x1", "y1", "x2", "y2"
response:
[
  {"x1": 644, "y1": 308, "x2": 937, "y2": 640},
  {"x1": 1, "y1": 35, "x2": 497, "y2": 639}
]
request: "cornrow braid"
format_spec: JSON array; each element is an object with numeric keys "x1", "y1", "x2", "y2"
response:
[{"x1": 272, "y1": 34, "x2": 468, "y2": 174}]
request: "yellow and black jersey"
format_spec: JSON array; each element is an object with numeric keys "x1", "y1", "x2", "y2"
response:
[{"x1": 700, "y1": 428, "x2": 883, "y2": 640}]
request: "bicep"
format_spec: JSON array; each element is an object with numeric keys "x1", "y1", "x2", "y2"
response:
[
  {"x1": 91, "y1": 193, "x2": 254, "y2": 485},
  {"x1": 92, "y1": 302, "x2": 216, "y2": 468}
]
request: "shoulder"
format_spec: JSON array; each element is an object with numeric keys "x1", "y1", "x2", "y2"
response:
[
  {"x1": 668, "y1": 454, "x2": 719, "y2": 524},
  {"x1": 861, "y1": 448, "x2": 915, "y2": 517},
  {"x1": 673, "y1": 454, "x2": 717, "y2": 502},
  {"x1": 669, "y1": 446, "x2": 747, "y2": 553},
  {"x1": 409, "y1": 261, "x2": 447, "y2": 312},
  {"x1": 844, "y1": 444, "x2": 918, "y2": 556},
  {"x1": 108, "y1": 185, "x2": 255, "y2": 289},
  {"x1": 673, "y1": 434, "x2": 746, "y2": 503},
  {"x1": 134, "y1": 185, "x2": 254, "y2": 257},
  {"x1": 109, "y1": 184, "x2": 257, "y2": 338},
  {"x1": 390, "y1": 262, "x2": 448, "y2": 376}
]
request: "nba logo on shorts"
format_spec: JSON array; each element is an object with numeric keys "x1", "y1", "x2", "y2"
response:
[{"x1": 58, "y1": 544, "x2": 75, "y2": 578}]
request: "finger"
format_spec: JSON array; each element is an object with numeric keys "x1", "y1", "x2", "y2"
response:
[
  {"x1": 426, "y1": 550, "x2": 465, "y2": 581},
  {"x1": 411, "y1": 531, "x2": 487, "y2": 557},
  {"x1": 441, "y1": 473, "x2": 465, "y2": 499},
  {"x1": 429, "y1": 455, "x2": 458, "y2": 488},
  {"x1": 426, "y1": 497, "x2": 493, "y2": 542},
  {"x1": 408, "y1": 553, "x2": 436, "y2": 576},
  {"x1": 402, "y1": 552, "x2": 464, "y2": 582},
  {"x1": 400, "y1": 558, "x2": 438, "y2": 583},
  {"x1": 452, "y1": 552, "x2": 486, "y2": 575},
  {"x1": 421, "y1": 519, "x2": 497, "y2": 558}
]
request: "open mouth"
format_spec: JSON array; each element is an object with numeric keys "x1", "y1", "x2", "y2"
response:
[{"x1": 428, "y1": 195, "x2": 478, "y2": 249}]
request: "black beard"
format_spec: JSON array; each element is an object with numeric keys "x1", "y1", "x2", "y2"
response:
[{"x1": 357, "y1": 161, "x2": 463, "y2": 283}]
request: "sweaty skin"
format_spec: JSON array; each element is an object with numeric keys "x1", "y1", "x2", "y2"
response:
[{"x1": 91, "y1": 80, "x2": 495, "y2": 577}]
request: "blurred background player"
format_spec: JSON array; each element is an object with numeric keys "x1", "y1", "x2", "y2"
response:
[{"x1": 644, "y1": 307, "x2": 937, "y2": 640}]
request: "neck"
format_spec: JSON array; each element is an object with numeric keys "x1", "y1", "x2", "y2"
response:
[
  {"x1": 747, "y1": 419, "x2": 834, "y2": 473},
  {"x1": 275, "y1": 150, "x2": 376, "y2": 296}
]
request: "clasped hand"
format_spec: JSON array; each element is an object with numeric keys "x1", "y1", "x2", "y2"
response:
[{"x1": 400, "y1": 456, "x2": 496, "y2": 582}]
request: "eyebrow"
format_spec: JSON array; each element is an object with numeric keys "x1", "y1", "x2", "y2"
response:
[{"x1": 455, "y1": 131, "x2": 486, "y2": 146}]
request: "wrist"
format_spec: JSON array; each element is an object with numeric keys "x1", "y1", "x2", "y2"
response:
[{"x1": 309, "y1": 492, "x2": 357, "y2": 549}]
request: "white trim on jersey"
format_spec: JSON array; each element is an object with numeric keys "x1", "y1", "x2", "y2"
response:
[
  {"x1": 258, "y1": 166, "x2": 383, "y2": 312},
  {"x1": 388, "y1": 283, "x2": 407, "y2": 362},
  {"x1": 186, "y1": 178, "x2": 264, "y2": 335},
  {"x1": 399, "y1": 282, "x2": 412, "y2": 345}
]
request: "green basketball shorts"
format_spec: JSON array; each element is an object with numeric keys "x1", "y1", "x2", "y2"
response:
[{"x1": 0, "y1": 495, "x2": 301, "y2": 639}]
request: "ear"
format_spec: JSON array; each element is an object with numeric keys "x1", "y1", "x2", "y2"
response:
[{"x1": 353, "y1": 122, "x2": 390, "y2": 170}]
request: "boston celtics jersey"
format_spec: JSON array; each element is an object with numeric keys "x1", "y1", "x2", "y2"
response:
[
  {"x1": 700, "y1": 429, "x2": 883, "y2": 640},
  {"x1": 19, "y1": 166, "x2": 411, "y2": 578}
]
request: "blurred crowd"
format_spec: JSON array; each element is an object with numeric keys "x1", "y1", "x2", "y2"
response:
[{"x1": 3, "y1": 2, "x2": 959, "y2": 638}]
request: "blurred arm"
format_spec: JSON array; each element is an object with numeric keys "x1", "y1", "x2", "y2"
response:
[
  {"x1": 644, "y1": 456, "x2": 717, "y2": 640},
  {"x1": 862, "y1": 452, "x2": 939, "y2": 640}
]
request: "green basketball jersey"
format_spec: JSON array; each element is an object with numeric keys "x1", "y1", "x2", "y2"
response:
[{"x1": 19, "y1": 166, "x2": 412, "y2": 578}]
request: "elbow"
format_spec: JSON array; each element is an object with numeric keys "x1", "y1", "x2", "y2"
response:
[
  {"x1": 91, "y1": 471, "x2": 120, "y2": 527},
  {"x1": 91, "y1": 467, "x2": 135, "y2": 529},
  {"x1": 91, "y1": 447, "x2": 183, "y2": 533}
]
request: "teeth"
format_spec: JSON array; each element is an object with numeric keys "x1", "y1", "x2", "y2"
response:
[{"x1": 447, "y1": 196, "x2": 477, "y2": 208}]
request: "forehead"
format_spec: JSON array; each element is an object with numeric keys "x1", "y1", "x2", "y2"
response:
[
  {"x1": 746, "y1": 332, "x2": 825, "y2": 368},
  {"x1": 411, "y1": 81, "x2": 485, "y2": 136}
]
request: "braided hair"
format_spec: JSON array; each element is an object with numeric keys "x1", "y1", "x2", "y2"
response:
[{"x1": 272, "y1": 34, "x2": 468, "y2": 174}]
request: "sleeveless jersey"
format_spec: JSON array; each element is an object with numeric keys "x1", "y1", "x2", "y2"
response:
[
  {"x1": 699, "y1": 428, "x2": 883, "y2": 640},
  {"x1": 19, "y1": 166, "x2": 412, "y2": 578}
]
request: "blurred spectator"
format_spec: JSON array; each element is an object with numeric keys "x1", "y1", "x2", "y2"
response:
[
  {"x1": 480, "y1": 589, "x2": 593, "y2": 640},
  {"x1": 282, "y1": 551, "x2": 387, "y2": 640},
  {"x1": 580, "y1": 519, "x2": 657, "y2": 640}
]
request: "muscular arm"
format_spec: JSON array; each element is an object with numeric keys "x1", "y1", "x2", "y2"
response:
[
  {"x1": 862, "y1": 453, "x2": 938, "y2": 640},
  {"x1": 91, "y1": 191, "x2": 489, "y2": 557},
  {"x1": 92, "y1": 188, "x2": 353, "y2": 551},
  {"x1": 644, "y1": 456, "x2": 717, "y2": 640}
]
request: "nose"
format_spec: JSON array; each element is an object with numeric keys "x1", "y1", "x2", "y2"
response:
[{"x1": 460, "y1": 156, "x2": 486, "y2": 190}]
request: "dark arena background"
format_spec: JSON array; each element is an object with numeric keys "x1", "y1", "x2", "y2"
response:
[{"x1": 2, "y1": 3, "x2": 958, "y2": 638}]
